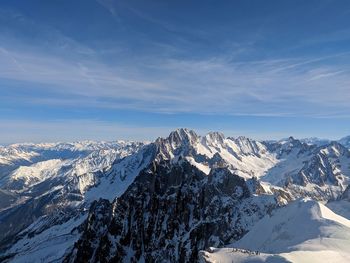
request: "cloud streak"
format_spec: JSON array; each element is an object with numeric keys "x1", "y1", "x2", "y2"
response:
[
  {"x1": 1, "y1": 1, "x2": 350, "y2": 123},
  {"x1": 1, "y1": 44, "x2": 350, "y2": 118}
]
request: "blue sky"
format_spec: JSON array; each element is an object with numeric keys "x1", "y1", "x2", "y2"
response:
[{"x1": 1, "y1": 0, "x2": 350, "y2": 143}]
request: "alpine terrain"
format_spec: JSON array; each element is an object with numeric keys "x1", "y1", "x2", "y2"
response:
[{"x1": 1, "y1": 129, "x2": 350, "y2": 263}]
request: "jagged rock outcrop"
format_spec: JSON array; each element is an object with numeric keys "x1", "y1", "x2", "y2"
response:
[
  {"x1": 0, "y1": 141, "x2": 145, "y2": 254},
  {"x1": 66, "y1": 160, "x2": 278, "y2": 262},
  {"x1": 286, "y1": 142, "x2": 350, "y2": 194},
  {"x1": 340, "y1": 185, "x2": 350, "y2": 201},
  {"x1": 339, "y1": 136, "x2": 350, "y2": 149},
  {"x1": 3, "y1": 130, "x2": 350, "y2": 262}
]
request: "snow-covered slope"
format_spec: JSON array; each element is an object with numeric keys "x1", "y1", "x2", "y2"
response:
[
  {"x1": 2, "y1": 129, "x2": 350, "y2": 263},
  {"x1": 200, "y1": 199, "x2": 350, "y2": 263},
  {"x1": 4, "y1": 214, "x2": 87, "y2": 263},
  {"x1": 326, "y1": 185, "x2": 350, "y2": 222},
  {"x1": 84, "y1": 142, "x2": 157, "y2": 201},
  {"x1": 261, "y1": 137, "x2": 315, "y2": 185},
  {"x1": 65, "y1": 160, "x2": 279, "y2": 263},
  {"x1": 156, "y1": 129, "x2": 278, "y2": 179},
  {"x1": 0, "y1": 140, "x2": 146, "y2": 261},
  {"x1": 0, "y1": 141, "x2": 139, "y2": 182},
  {"x1": 261, "y1": 139, "x2": 350, "y2": 201},
  {"x1": 0, "y1": 141, "x2": 145, "y2": 196},
  {"x1": 5, "y1": 159, "x2": 68, "y2": 191}
]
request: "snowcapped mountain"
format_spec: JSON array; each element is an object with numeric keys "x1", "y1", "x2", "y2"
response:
[
  {"x1": 0, "y1": 141, "x2": 145, "y2": 194},
  {"x1": 155, "y1": 129, "x2": 278, "y2": 179},
  {"x1": 291, "y1": 142, "x2": 350, "y2": 186},
  {"x1": 0, "y1": 141, "x2": 139, "y2": 181},
  {"x1": 1, "y1": 129, "x2": 350, "y2": 262},
  {"x1": 200, "y1": 198, "x2": 350, "y2": 263},
  {"x1": 62, "y1": 130, "x2": 350, "y2": 262},
  {"x1": 0, "y1": 140, "x2": 146, "y2": 261},
  {"x1": 262, "y1": 138, "x2": 350, "y2": 201},
  {"x1": 339, "y1": 136, "x2": 350, "y2": 149},
  {"x1": 299, "y1": 137, "x2": 331, "y2": 146},
  {"x1": 65, "y1": 160, "x2": 278, "y2": 263}
]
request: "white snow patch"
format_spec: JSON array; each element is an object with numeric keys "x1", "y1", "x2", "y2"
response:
[{"x1": 201, "y1": 199, "x2": 350, "y2": 263}]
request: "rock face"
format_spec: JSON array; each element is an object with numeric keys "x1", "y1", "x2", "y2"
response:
[
  {"x1": 66, "y1": 160, "x2": 277, "y2": 262},
  {"x1": 279, "y1": 142, "x2": 350, "y2": 201},
  {"x1": 64, "y1": 132, "x2": 350, "y2": 262},
  {"x1": 3, "y1": 129, "x2": 350, "y2": 262},
  {"x1": 339, "y1": 135, "x2": 350, "y2": 149},
  {"x1": 340, "y1": 185, "x2": 350, "y2": 201},
  {"x1": 262, "y1": 139, "x2": 350, "y2": 201},
  {"x1": 0, "y1": 141, "x2": 145, "y2": 255}
]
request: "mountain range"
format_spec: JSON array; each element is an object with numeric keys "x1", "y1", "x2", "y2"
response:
[{"x1": 0, "y1": 129, "x2": 350, "y2": 262}]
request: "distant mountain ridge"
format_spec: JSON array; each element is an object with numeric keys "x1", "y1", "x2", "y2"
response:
[{"x1": 1, "y1": 129, "x2": 350, "y2": 262}]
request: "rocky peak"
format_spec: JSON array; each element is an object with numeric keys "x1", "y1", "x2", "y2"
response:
[
  {"x1": 274, "y1": 136, "x2": 313, "y2": 157},
  {"x1": 339, "y1": 135, "x2": 350, "y2": 148},
  {"x1": 291, "y1": 153, "x2": 336, "y2": 187},
  {"x1": 235, "y1": 135, "x2": 249, "y2": 142},
  {"x1": 207, "y1": 167, "x2": 250, "y2": 198},
  {"x1": 283, "y1": 141, "x2": 350, "y2": 199},
  {"x1": 230, "y1": 136, "x2": 264, "y2": 157},
  {"x1": 288, "y1": 136, "x2": 296, "y2": 141},
  {"x1": 340, "y1": 185, "x2": 350, "y2": 201},
  {"x1": 66, "y1": 159, "x2": 278, "y2": 262},
  {"x1": 167, "y1": 128, "x2": 199, "y2": 146},
  {"x1": 320, "y1": 141, "x2": 350, "y2": 157},
  {"x1": 286, "y1": 136, "x2": 303, "y2": 147},
  {"x1": 230, "y1": 136, "x2": 252, "y2": 146},
  {"x1": 154, "y1": 129, "x2": 199, "y2": 161},
  {"x1": 204, "y1": 132, "x2": 225, "y2": 145},
  {"x1": 300, "y1": 137, "x2": 330, "y2": 146}
]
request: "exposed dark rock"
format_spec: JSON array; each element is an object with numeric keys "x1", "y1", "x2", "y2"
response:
[{"x1": 66, "y1": 160, "x2": 277, "y2": 263}]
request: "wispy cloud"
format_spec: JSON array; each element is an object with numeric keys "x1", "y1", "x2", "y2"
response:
[
  {"x1": 1, "y1": 44, "x2": 350, "y2": 118},
  {"x1": 1, "y1": 2, "x2": 350, "y2": 120}
]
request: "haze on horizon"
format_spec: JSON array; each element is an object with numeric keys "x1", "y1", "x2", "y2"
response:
[{"x1": 1, "y1": 0, "x2": 350, "y2": 143}]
